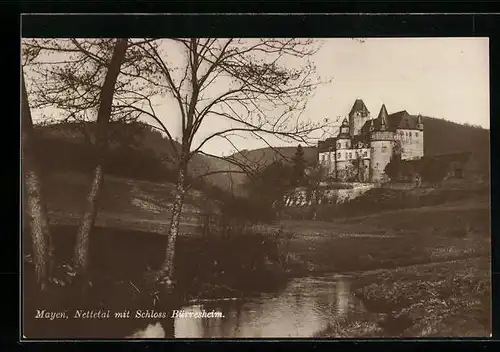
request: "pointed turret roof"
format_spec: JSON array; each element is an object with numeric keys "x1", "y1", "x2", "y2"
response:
[
  {"x1": 349, "y1": 99, "x2": 370, "y2": 116},
  {"x1": 338, "y1": 117, "x2": 351, "y2": 138},
  {"x1": 377, "y1": 104, "x2": 389, "y2": 130}
]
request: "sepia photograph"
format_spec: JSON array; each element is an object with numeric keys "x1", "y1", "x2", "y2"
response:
[{"x1": 21, "y1": 36, "x2": 491, "y2": 339}]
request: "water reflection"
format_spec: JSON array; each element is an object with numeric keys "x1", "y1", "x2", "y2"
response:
[{"x1": 173, "y1": 274, "x2": 364, "y2": 338}]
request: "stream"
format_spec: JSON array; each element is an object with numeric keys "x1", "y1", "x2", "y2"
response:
[{"x1": 166, "y1": 274, "x2": 367, "y2": 338}]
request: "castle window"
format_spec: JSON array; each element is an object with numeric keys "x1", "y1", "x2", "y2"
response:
[
  {"x1": 337, "y1": 152, "x2": 341, "y2": 159},
  {"x1": 337, "y1": 142, "x2": 341, "y2": 149},
  {"x1": 363, "y1": 151, "x2": 368, "y2": 157},
  {"x1": 349, "y1": 152, "x2": 352, "y2": 159},
  {"x1": 382, "y1": 145, "x2": 387, "y2": 153},
  {"x1": 415, "y1": 132, "x2": 419, "y2": 137},
  {"x1": 345, "y1": 142, "x2": 349, "y2": 148}
]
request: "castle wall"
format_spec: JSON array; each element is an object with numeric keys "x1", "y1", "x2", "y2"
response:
[
  {"x1": 370, "y1": 138, "x2": 394, "y2": 183},
  {"x1": 319, "y1": 146, "x2": 371, "y2": 181},
  {"x1": 319, "y1": 151, "x2": 336, "y2": 175},
  {"x1": 396, "y1": 129, "x2": 424, "y2": 160},
  {"x1": 284, "y1": 183, "x2": 375, "y2": 207},
  {"x1": 336, "y1": 137, "x2": 351, "y2": 150}
]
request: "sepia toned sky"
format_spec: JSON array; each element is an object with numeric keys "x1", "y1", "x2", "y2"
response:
[
  {"x1": 26, "y1": 37, "x2": 490, "y2": 157},
  {"x1": 308, "y1": 37, "x2": 490, "y2": 129}
]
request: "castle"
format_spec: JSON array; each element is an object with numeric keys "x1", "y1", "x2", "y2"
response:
[{"x1": 318, "y1": 99, "x2": 424, "y2": 184}]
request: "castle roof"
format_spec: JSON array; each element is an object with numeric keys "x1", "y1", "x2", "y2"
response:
[
  {"x1": 349, "y1": 99, "x2": 370, "y2": 116},
  {"x1": 338, "y1": 117, "x2": 351, "y2": 138},
  {"x1": 360, "y1": 110, "x2": 422, "y2": 134},
  {"x1": 377, "y1": 104, "x2": 389, "y2": 130}
]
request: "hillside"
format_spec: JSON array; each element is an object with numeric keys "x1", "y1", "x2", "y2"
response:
[
  {"x1": 42, "y1": 171, "x2": 208, "y2": 235},
  {"x1": 33, "y1": 116, "x2": 490, "y2": 198},
  {"x1": 34, "y1": 122, "x2": 237, "y2": 192}
]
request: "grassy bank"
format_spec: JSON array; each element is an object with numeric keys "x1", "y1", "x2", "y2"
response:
[
  {"x1": 348, "y1": 257, "x2": 491, "y2": 337},
  {"x1": 285, "y1": 194, "x2": 491, "y2": 338},
  {"x1": 313, "y1": 258, "x2": 490, "y2": 338},
  {"x1": 275, "y1": 195, "x2": 490, "y2": 274}
]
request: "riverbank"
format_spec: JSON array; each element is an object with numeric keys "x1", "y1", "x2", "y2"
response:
[
  {"x1": 350, "y1": 257, "x2": 491, "y2": 337},
  {"x1": 285, "y1": 195, "x2": 491, "y2": 338}
]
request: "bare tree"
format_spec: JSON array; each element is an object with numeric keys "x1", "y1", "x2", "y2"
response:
[
  {"x1": 305, "y1": 164, "x2": 327, "y2": 220},
  {"x1": 72, "y1": 38, "x2": 129, "y2": 280},
  {"x1": 22, "y1": 69, "x2": 53, "y2": 292},
  {"x1": 125, "y1": 38, "x2": 331, "y2": 292},
  {"x1": 23, "y1": 38, "x2": 130, "y2": 283},
  {"x1": 22, "y1": 38, "x2": 154, "y2": 144}
]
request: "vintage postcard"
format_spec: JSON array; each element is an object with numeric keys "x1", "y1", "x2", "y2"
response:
[{"x1": 21, "y1": 33, "x2": 491, "y2": 339}]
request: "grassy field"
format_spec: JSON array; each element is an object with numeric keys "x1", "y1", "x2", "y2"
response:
[{"x1": 42, "y1": 171, "x2": 206, "y2": 234}]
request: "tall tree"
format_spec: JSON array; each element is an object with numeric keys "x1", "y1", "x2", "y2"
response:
[
  {"x1": 384, "y1": 153, "x2": 402, "y2": 182},
  {"x1": 384, "y1": 141, "x2": 403, "y2": 182},
  {"x1": 130, "y1": 38, "x2": 331, "y2": 293},
  {"x1": 304, "y1": 164, "x2": 327, "y2": 220},
  {"x1": 291, "y1": 144, "x2": 306, "y2": 186},
  {"x1": 245, "y1": 160, "x2": 293, "y2": 218},
  {"x1": 22, "y1": 70, "x2": 53, "y2": 292},
  {"x1": 72, "y1": 38, "x2": 129, "y2": 280},
  {"x1": 24, "y1": 38, "x2": 136, "y2": 282},
  {"x1": 351, "y1": 154, "x2": 365, "y2": 182}
]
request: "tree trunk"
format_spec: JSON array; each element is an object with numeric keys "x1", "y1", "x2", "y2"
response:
[
  {"x1": 155, "y1": 161, "x2": 187, "y2": 292},
  {"x1": 72, "y1": 38, "x2": 128, "y2": 279},
  {"x1": 22, "y1": 71, "x2": 53, "y2": 291},
  {"x1": 73, "y1": 164, "x2": 103, "y2": 273}
]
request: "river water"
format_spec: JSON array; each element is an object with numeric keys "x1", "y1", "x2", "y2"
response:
[{"x1": 170, "y1": 274, "x2": 366, "y2": 338}]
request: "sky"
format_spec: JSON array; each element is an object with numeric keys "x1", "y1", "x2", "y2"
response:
[
  {"x1": 26, "y1": 37, "x2": 490, "y2": 157},
  {"x1": 307, "y1": 37, "x2": 490, "y2": 130}
]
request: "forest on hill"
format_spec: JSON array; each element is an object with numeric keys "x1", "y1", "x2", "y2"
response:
[{"x1": 36, "y1": 115, "x2": 490, "y2": 197}]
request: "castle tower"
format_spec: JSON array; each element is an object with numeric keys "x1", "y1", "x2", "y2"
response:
[
  {"x1": 348, "y1": 99, "x2": 370, "y2": 137},
  {"x1": 335, "y1": 118, "x2": 352, "y2": 181},
  {"x1": 369, "y1": 104, "x2": 395, "y2": 183},
  {"x1": 417, "y1": 114, "x2": 424, "y2": 130}
]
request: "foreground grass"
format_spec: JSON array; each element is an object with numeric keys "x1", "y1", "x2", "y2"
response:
[{"x1": 274, "y1": 195, "x2": 490, "y2": 274}]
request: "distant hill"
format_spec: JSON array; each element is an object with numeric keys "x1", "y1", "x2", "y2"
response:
[
  {"x1": 420, "y1": 116, "x2": 489, "y2": 157},
  {"x1": 34, "y1": 121, "x2": 237, "y2": 192},
  {"x1": 33, "y1": 116, "x2": 490, "y2": 197}
]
